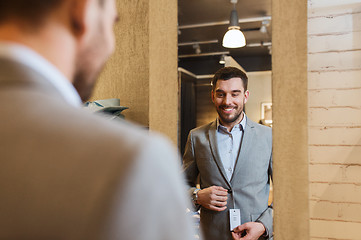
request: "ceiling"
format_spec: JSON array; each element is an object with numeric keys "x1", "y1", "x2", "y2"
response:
[{"x1": 178, "y1": 0, "x2": 272, "y2": 75}]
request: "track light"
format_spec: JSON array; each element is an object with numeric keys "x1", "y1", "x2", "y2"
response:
[
  {"x1": 260, "y1": 20, "x2": 269, "y2": 34},
  {"x1": 268, "y1": 46, "x2": 272, "y2": 55},
  {"x1": 222, "y1": 1, "x2": 246, "y2": 48},
  {"x1": 219, "y1": 54, "x2": 226, "y2": 64},
  {"x1": 193, "y1": 43, "x2": 201, "y2": 54}
]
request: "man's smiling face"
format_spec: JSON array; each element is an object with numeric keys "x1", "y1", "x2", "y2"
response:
[{"x1": 212, "y1": 77, "x2": 249, "y2": 130}]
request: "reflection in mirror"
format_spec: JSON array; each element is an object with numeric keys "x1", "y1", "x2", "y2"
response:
[
  {"x1": 178, "y1": 0, "x2": 273, "y2": 239},
  {"x1": 178, "y1": 0, "x2": 272, "y2": 154}
]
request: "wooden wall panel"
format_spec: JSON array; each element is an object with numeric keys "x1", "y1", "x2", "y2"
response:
[
  {"x1": 272, "y1": 0, "x2": 309, "y2": 239},
  {"x1": 91, "y1": 0, "x2": 178, "y2": 143}
]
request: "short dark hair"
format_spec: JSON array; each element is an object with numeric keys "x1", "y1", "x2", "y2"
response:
[
  {"x1": 0, "y1": 0, "x2": 62, "y2": 26},
  {"x1": 0, "y1": 0, "x2": 105, "y2": 28},
  {"x1": 211, "y1": 67, "x2": 248, "y2": 91}
]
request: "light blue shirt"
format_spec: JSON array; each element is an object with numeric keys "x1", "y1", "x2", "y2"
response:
[
  {"x1": 0, "y1": 41, "x2": 82, "y2": 107},
  {"x1": 216, "y1": 114, "x2": 246, "y2": 181}
]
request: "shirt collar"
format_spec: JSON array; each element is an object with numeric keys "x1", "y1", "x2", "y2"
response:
[
  {"x1": 0, "y1": 41, "x2": 82, "y2": 107},
  {"x1": 216, "y1": 112, "x2": 247, "y2": 132}
]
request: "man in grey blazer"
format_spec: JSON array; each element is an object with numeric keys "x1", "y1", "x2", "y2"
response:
[
  {"x1": 0, "y1": 0, "x2": 194, "y2": 239},
  {"x1": 183, "y1": 67, "x2": 273, "y2": 240}
]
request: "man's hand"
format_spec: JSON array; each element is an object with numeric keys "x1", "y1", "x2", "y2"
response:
[
  {"x1": 196, "y1": 186, "x2": 228, "y2": 211},
  {"x1": 231, "y1": 222, "x2": 266, "y2": 240}
]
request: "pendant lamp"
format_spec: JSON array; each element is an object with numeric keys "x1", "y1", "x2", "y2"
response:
[{"x1": 222, "y1": 3, "x2": 246, "y2": 48}]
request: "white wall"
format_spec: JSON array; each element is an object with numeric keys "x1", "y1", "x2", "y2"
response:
[{"x1": 246, "y1": 71, "x2": 272, "y2": 123}]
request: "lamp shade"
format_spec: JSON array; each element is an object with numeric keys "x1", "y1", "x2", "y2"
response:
[{"x1": 222, "y1": 27, "x2": 246, "y2": 48}]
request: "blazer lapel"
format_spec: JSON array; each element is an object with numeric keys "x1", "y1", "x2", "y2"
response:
[
  {"x1": 230, "y1": 116, "x2": 256, "y2": 184},
  {"x1": 208, "y1": 120, "x2": 232, "y2": 187}
]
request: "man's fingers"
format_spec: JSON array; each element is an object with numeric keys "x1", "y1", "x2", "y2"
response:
[
  {"x1": 210, "y1": 199, "x2": 227, "y2": 207},
  {"x1": 210, "y1": 193, "x2": 227, "y2": 202},
  {"x1": 212, "y1": 186, "x2": 228, "y2": 192},
  {"x1": 231, "y1": 231, "x2": 241, "y2": 240},
  {"x1": 215, "y1": 190, "x2": 229, "y2": 196},
  {"x1": 198, "y1": 186, "x2": 229, "y2": 211},
  {"x1": 216, "y1": 195, "x2": 228, "y2": 201},
  {"x1": 208, "y1": 204, "x2": 227, "y2": 212},
  {"x1": 208, "y1": 186, "x2": 229, "y2": 197},
  {"x1": 233, "y1": 224, "x2": 247, "y2": 233}
]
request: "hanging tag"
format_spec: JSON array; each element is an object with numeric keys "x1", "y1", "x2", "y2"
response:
[{"x1": 229, "y1": 209, "x2": 241, "y2": 231}]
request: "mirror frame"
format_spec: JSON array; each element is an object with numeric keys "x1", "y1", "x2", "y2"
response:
[{"x1": 272, "y1": 0, "x2": 309, "y2": 239}]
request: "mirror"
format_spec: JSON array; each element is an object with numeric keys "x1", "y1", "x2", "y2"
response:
[
  {"x1": 178, "y1": 0, "x2": 272, "y2": 154},
  {"x1": 178, "y1": 0, "x2": 273, "y2": 238}
]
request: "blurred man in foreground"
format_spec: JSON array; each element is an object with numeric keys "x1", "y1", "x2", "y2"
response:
[{"x1": 0, "y1": 0, "x2": 194, "y2": 239}]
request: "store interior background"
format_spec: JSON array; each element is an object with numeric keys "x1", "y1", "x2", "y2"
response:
[{"x1": 90, "y1": 0, "x2": 361, "y2": 239}]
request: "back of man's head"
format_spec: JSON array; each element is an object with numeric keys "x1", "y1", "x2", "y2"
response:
[
  {"x1": 0, "y1": 0, "x2": 105, "y2": 29},
  {"x1": 0, "y1": 1, "x2": 62, "y2": 27}
]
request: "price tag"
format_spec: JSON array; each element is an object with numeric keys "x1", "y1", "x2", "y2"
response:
[{"x1": 229, "y1": 209, "x2": 241, "y2": 231}]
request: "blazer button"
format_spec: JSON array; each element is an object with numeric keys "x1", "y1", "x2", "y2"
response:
[{"x1": 227, "y1": 189, "x2": 232, "y2": 194}]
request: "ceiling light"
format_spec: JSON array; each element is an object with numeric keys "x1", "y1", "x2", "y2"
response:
[
  {"x1": 260, "y1": 20, "x2": 269, "y2": 34},
  {"x1": 260, "y1": 25, "x2": 267, "y2": 34},
  {"x1": 268, "y1": 45, "x2": 272, "y2": 55},
  {"x1": 219, "y1": 54, "x2": 226, "y2": 64},
  {"x1": 222, "y1": 2, "x2": 246, "y2": 48},
  {"x1": 192, "y1": 43, "x2": 201, "y2": 54}
]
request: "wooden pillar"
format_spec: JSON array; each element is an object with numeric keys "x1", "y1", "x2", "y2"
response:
[
  {"x1": 92, "y1": 0, "x2": 178, "y2": 144},
  {"x1": 272, "y1": 0, "x2": 309, "y2": 239}
]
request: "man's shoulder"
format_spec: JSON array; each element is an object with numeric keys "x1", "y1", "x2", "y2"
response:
[
  {"x1": 76, "y1": 108, "x2": 169, "y2": 148},
  {"x1": 41, "y1": 102, "x2": 174, "y2": 161},
  {"x1": 246, "y1": 118, "x2": 272, "y2": 148},
  {"x1": 246, "y1": 117, "x2": 272, "y2": 142},
  {"x1": 188, "y1": 120, "x2": 216, "y2": 136},
  {"x1": 247, "y1": 117, "x2": 272, "y2": 132}
]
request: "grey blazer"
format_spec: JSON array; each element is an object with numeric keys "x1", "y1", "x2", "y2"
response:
[
  {"x1": 183, "y1": 118, "x2": 273, "y2": 240},
  {"x1": 0, "y1": 58, "x2": 194, "y2": 240}
]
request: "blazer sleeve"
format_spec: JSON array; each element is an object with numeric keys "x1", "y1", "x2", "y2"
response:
[
  {"x1": 182, "y1": 131, "x2": 200, "y2": 210},
  {"x1": 256, "y1": 151, "x2": 273, "y2": 239},
  {"x1": 105, "y1": 134, "x2": 196, "y2": 240}
]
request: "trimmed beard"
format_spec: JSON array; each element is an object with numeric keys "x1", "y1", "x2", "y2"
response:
[
  {"x1": 216, "y1": 104, "x2": 244, "y2": 125},
  {"x1": 72, "y1": 68, "x2": 97, "y2": 102}
]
